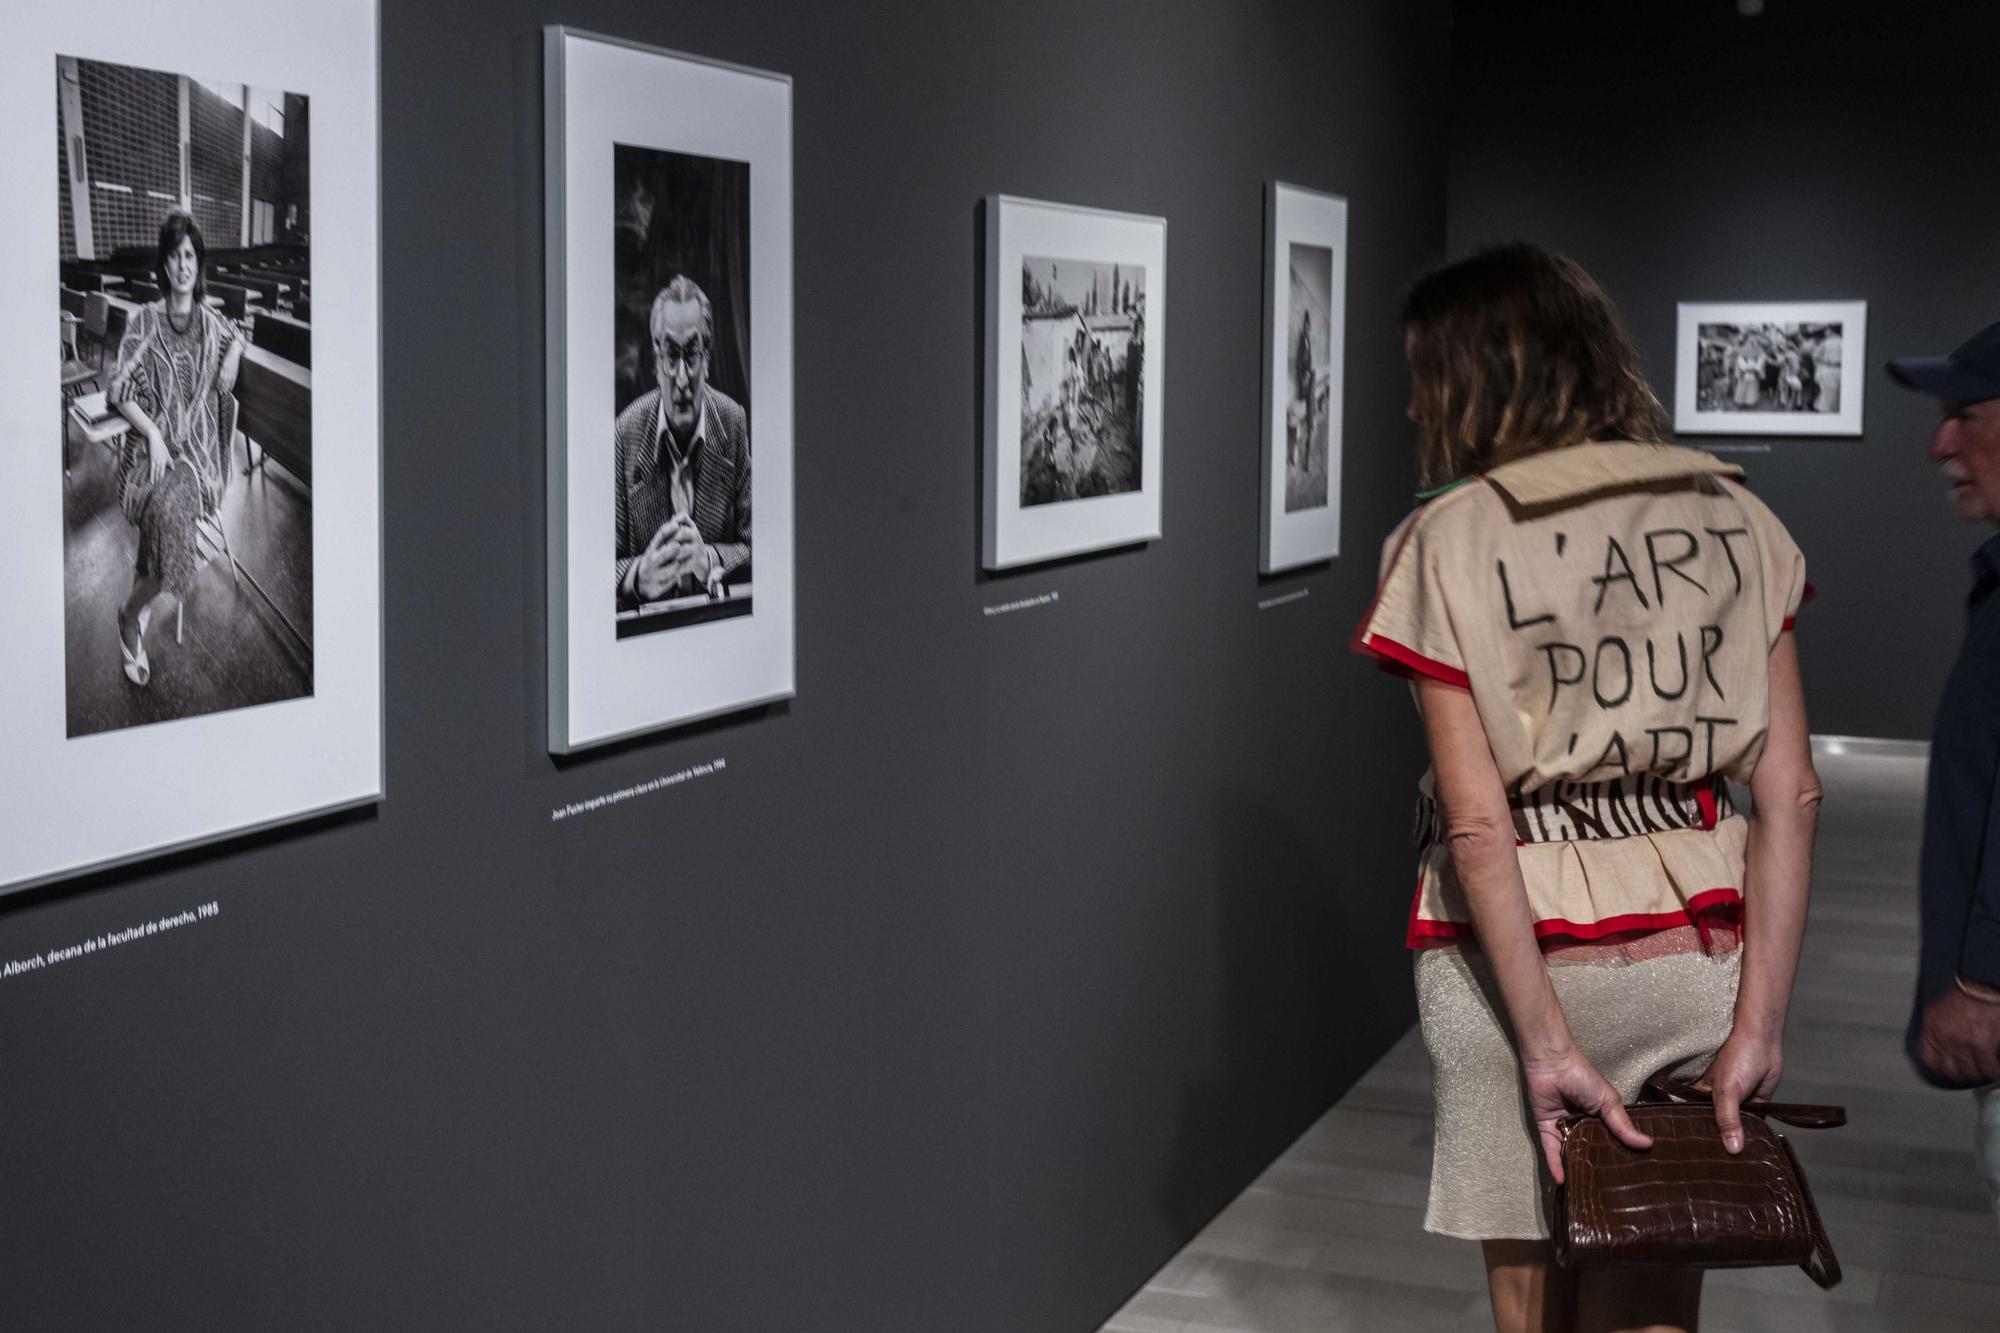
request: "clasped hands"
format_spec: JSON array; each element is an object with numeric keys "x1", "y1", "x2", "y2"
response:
[
  {"x1": 631, "y1": 513, "x2": 714, "y2": 602},
  {"x1": 1523, "y1": 1027, "x2": 1782, "y2": 1183}
]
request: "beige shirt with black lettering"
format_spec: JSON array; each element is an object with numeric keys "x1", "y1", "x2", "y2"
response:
[{"x1": 1353, "y1": 442, "x2": 1810, "y2": 947}]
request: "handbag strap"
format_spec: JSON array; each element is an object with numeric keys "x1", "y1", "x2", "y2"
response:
[{"x1": 1643, "y1": 1074, "x2": 1847, "y2": 1129}]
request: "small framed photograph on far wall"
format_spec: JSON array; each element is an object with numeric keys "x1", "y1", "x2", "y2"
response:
[
  {"x1": 1261, "y1": 181, "x2": 1347, "y2": 572},
  {"x1": 1674, "y1": 300, "x2": 1866, "y2": 436},
  {"x1": 982, "y1": 195, "x2": 1166, "y2": 570}
]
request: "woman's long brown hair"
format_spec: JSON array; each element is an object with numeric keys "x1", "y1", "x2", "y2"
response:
[{"x1": 1403, "y1": 243, "x2": 1667, "y2": 490}]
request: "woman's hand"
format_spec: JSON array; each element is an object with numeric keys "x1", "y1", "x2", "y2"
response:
[
  {"x1": 1523, "y1": 1044, "x2": 1652, "y2": 1183},
  {"x1": 1697, "y1": 1028, "x2": 1784, "y2": 1154},
  {"x1": 145, "y1": 429, "x2": 170, "y2": 483}
]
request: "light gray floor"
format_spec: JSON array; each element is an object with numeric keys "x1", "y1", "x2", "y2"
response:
[{"x1": 1101, "y1": 750, "x2": 2000, "y2": 1332}]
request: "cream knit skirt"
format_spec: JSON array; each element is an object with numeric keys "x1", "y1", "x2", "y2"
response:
[{"x1": 1414, "y1": 944, "x2": 1742, "y2": 1240}]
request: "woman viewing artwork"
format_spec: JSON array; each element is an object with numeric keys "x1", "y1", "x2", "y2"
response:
[
  {"x1": 106, "y1": 211, "x2": 245, "y2": 686},
  {"x1": 1352, "y1": 244, "x2": 1820, "y2": 1332}
]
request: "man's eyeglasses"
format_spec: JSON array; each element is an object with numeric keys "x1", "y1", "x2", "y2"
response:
[{"x1": 653, "y1": 336, "x2": 709, "y2": 375}]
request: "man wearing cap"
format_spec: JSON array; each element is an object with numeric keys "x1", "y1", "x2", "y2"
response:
[{"x1": 1888, "y1": 321, "x2": 2000, "y2": 1224}]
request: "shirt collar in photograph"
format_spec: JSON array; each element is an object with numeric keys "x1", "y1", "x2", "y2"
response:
[
  {"x1": 1482, "y1": 440, "x2": 1746, "y2": 509},
  {"x1": 655, "y1": 388, "x2": 710, "y2": 470}
]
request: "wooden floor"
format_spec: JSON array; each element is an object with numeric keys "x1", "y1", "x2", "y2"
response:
[{"x1": 1100, "y1": 748, "x2": 2000, "y2": 1332}]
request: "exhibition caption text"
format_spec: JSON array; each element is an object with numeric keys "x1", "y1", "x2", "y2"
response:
[
  {"x1": 2, "y1": 901, "x2": 220, "y2": 981},
  {"x1": 551, "y1": 758, "x2": 726, "y2": 822},
  {"x1": 1257, "y1": 588, "x2": 1311, "y2": 611},
  {"x1": 984, "y1": 589, "x2": 1060, "y2": 617}
]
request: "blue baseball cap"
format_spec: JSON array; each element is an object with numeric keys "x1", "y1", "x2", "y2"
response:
[{"x1": 1887, "y1": 321, "x2": 2000, "y2": 402}]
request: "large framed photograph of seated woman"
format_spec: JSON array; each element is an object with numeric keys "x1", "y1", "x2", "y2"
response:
[
  {"x1": 545, "y1": 29, "x2": 795, "y2": 753},
  {"x1": 0, "y1": 0, "x2": 381, "y2": 894}
]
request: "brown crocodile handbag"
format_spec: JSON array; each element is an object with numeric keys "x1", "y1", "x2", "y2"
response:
[{"x1": 1545, "y1": 1076, "x2": 1845, "y2": 1289}]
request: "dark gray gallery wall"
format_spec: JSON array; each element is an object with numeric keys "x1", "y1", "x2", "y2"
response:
[
  {"x1": 0, "y1": 3, "x2": 1451, "y2": 1328},
  {"x1": 1446, "y1": 0, "x2": 2000, "y2": 742}
]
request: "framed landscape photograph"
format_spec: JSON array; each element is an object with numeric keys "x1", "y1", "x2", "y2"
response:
[
  {"x1": 1, "y1": 0, "x2": 382, "y2": 894},
  {"x1": 1674, "y1": 300, "x2": 1866, "y2": 436},
  {"x1": 545, "y1": 28, "x2": 795, "y2": 753},
  {"x1": 1260, "y1": 181, "x2": 1347, "y2": 573},
  {"x1": 983, "y1": 195, "x2": 1165, "y2": 570}
]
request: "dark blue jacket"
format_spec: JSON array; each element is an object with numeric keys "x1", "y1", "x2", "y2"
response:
[{"x1": 1908, "y1": 533, "x2": 2000, "y2": 1087}]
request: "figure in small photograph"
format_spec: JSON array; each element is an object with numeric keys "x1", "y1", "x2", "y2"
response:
[
  {"x1": 1285, "y1": 241, "x2": 1333, "y2": 511},
  {"x1": 1294, "y1": 310, "x2": 1315, "y2": 463},
  {"x1": 1815, "y1": 324, "x2": 1844, "y2": 412}
]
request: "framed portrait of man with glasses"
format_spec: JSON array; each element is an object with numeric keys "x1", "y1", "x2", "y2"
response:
[
  {"x1": 546, "y1": 29, "x2": 795, "y2": 753},
  {"x1": 611, "y1": 149, "x2": 753, "y2": 634}
]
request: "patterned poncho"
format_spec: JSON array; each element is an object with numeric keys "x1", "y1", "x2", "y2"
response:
[{"x1": 108, "y1": 301, "x2": 237, "y2": 521}]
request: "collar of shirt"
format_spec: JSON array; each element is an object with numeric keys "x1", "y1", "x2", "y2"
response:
[
  {"x1": 655, "y1": 389, "x2": 709, "y2": 474},
  {"x1": 1481, "y1": 440, "x2": 1745, "y2": 508}
]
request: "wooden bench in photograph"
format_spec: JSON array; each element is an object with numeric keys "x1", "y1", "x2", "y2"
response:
[{"x1": 251, "y1": 311, "x2": 312, "y2": 369}]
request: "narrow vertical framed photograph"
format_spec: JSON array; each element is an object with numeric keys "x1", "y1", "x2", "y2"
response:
[
  {"x1": 545, "y1": 28, "x2": 795, "y2": 753},
  {"x1": 1674, "y1": 300, "x2": 1866, "y2": 436},
  {"x1": 1260, "y1": 182, "x2": 1347, "y2": 572},
  {"x1": 983, "y1": 195, "x2": 1165, "y2": 570},
  {"x1": 0, "y1": 0, "x2": 382, "y2": 894}
]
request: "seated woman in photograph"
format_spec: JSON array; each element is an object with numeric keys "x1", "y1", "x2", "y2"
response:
[
  {"x1": 1353, "y1": 244, "x2": 1819, "y2": 1333},
  {"x1": 106, "y1": 210, "x2": 245, "y2": 685}
]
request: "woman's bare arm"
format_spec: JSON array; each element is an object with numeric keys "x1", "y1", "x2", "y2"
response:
[
  {"x1": 1417, "y1": 678, "x2": 1570, "y2": 1060},
  {"x1": 1416, "y1": 678, "x2": 1652, "y2": 1179},
  {"x1": 216, "y1": 320, "x2": 245, "y2": 395},
  {"x1": 1706, "y1": 630, "x2": 1819, "y2": 1150}
]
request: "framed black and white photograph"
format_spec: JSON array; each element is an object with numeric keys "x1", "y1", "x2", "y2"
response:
[
  {"x1": 984, "y1": 195, "x2": 1165, "y2": 570},
  {"x1": 1, "y1": 0, "x2": 382, "y2": 895},
  {"x1": 1260, "y1": 181, "x2": 1346, "y2": 572},
  {"x1": 546, "y1": 28, "x2": 794, "y2": 753},
  {"x1": 1674, "y1": 300, "x2": 1866, "y2": 436}
]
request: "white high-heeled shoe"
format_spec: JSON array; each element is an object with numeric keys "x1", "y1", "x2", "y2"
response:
[{"x1": 117, "y1": 606, "x2": 152, "y2": 687}]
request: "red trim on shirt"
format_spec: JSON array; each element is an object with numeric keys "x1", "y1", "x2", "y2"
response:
[
  {"x1": 1782, "y1": 580, "x2": 1818, "y2": 631},
  {"x1": 1350, "y1": 499, "x2": 1464, "y2": 682},
  {"x1": 1694, "y1": 784, "x2": 1719, "y2": 831},
  {"x1": 1405, "y1": 887, "x2": 1744, "y2": 950},
  {"x1": 1357, "y1": 633, "x2": 1471, "y2": 690}
]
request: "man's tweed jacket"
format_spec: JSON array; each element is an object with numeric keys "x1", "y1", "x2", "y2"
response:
[{"x1": 613, "y1": 384, "x2": 750, "y2": 606}]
